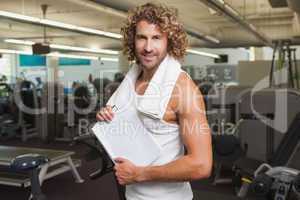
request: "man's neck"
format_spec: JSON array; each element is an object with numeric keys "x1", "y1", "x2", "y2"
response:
[
  {"x1": 139, "y1": 66, "x2": 158, "y2": 82},
  {"x1": 138, "y1": 54, "x2": 168, "y2": 81}
]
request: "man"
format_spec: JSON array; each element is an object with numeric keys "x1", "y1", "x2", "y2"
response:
[{"x1": 96, "y1": 3, "x2": 212, "y2": 200}]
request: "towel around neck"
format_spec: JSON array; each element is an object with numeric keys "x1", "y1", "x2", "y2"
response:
[{"x1": 107, "y1": 54, "x2": 183, "y2": 120}]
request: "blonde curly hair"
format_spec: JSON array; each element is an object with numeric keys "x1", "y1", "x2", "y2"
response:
[{"x1": 121, "y1": 3, "x2": 188, "y2": 61}]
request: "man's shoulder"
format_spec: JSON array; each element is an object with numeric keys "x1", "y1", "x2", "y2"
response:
[
  {"x1": 168, "y1": 71, "x2": 201, "y2": 111},
  {"x1": 175, "y1": 71, "x2": 198, "y2": 92}
]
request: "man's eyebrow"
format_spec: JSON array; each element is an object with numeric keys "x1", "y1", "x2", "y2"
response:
[
  {"x1": 135, "y1": 33, "x2": 146, "y2": 37},
  {"x1": 135, "y1": 33, "x2": 163, "y2": 38}
]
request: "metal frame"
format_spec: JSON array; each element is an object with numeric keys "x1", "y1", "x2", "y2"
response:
[{"x1": 0, "y1": 146, "x2": 84, "y2": 191}]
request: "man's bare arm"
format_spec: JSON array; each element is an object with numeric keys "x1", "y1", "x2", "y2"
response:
[{"x1": 133, "y1": 73, "x2": 213, "y2": 182}]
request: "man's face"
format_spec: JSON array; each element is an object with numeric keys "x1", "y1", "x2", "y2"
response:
[{"x1": 134, "y1": 20, "x2": 168, "y2": 70}]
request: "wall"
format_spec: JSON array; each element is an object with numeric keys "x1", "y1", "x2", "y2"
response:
[
  {"x1": 7, "y1": 46, "x2": 300, "y2": 89},
  {"x1": 183, "y1": 48, "x2": 249, "y2": 83},
  {"x1": 17, "y1": 54, "x2": 47, "y2": 85},
  {"x1": 184, "y1": 47, "x2": 300, "y2": 87},
  {"x1": 58, "y1": 60, "x2": 119, "y2": 88},
  {"x1": 0, "y1": 54, "x2": 13, "y2": 83},
  {"x1": 236, "y1": 46, "x2": 300, "y2": 87},
  {"x1": 238, "y1": 60, "x2": 300, "y2": 87},
  {"x1": 238, "y1": 60, "x2": 271, "y2": 86},
  {"x1": 18, "y1": 67, "x2": 47, "y2": 85},
  {"x1": 14, "y1": 55, "x2": 119, "y2": 87}
]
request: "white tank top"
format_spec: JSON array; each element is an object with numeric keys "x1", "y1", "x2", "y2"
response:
[{"x1": 125, "y1": 88, "x2": 193, "y2": 200}]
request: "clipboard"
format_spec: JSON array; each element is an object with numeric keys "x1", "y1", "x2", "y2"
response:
[{"x1": 91, "y1": 109, "x2": 162, "y2": 166}]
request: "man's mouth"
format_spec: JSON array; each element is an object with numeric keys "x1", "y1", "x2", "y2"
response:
[{"x1": 141, "y1": 54, "x2": 155, "y2": 61}]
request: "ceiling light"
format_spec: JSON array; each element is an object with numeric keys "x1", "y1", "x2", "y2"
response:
[
  {"x1": 0, "y1": 48, "x2": 32, "y2": 55},
  {"x1": 0, "y1": 11, "x2": 39, "y2": 23},
  {"x1": 0, "y1": 48, "x2": 116, "y2": 61},
  {"x1": 48, "y1": 52, "x2": 98, "y2": 60},
  {"x1": 76, "y1": 27, "x2": 122, "y2": 39},
  {"x1": 4, "y1": 39, "x2": 35, "y2": 45},
  {"x1": 204, "y1": 35, "x2": 220, "y2": 44},
  {"x1": 40, "y1": 19, "x2": 77, "y2": 30},
  {"x1": 100, "y1": 57, "x2": 119, "y2": 62},
  {"x1": 216, "y1": 0, "x2": 225, "y2": 4},
  {"x1": 4, "y1": 39, "x2": 118, "y2": 55},
  {"x1": 49, "y1": 44, "x2": 118, "y2": 55},
  {"x1": 186, "y1": 49, "x2": 220, "y2": 59},
  {"x1": 0, "y1": 10, "x2": 122, "y2": 39}
]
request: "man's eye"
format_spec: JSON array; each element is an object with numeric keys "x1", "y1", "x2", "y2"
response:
[
  {"x1": 136, "y1": 35, "x2": 145, "y2": 40},
  {"x1": 153, "y1": 36, "x2": 160, "y2": 40}
]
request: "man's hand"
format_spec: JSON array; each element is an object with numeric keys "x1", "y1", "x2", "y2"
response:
[
  {"x1": 114, "y1": 158, "x2": 145, "y2": 185},
  {"x1": 96, "y1": 105, "x2": 114, "y2": 121}
]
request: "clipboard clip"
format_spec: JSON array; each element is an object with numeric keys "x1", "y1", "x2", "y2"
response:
[{"x1": 111, "y1": 105, "x2": 118, "y2": 112}]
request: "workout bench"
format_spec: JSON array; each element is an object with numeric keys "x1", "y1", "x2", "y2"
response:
[{"x1": 0, "y1": 145, "x2": 83, "y2": 192}]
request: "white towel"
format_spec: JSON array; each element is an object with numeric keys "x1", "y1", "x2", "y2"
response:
[{"x1": 107, "y1": 55, "x2": 183, "y2": 120}]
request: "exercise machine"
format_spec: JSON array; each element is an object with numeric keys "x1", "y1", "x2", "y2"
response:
[
  {"x1": 250, "y1": 165, "x2": 300, "y2": 200},
  {"x1": 40, "y1": 82, "x2": 65, "y2": 142},
  {"x1": 14, "y1": 80, "x2": 40, "y2": 142},
  {"x1": 74, "y1": 133, "x2": 126, "y2": 200},
  {"x1": 67, "y1": 84, "x2": 97, "y2": 141},
  {"x1": 233, "y1": 110, "x2": 300, "y2": 199},
  {"x1": 0, "y1": 83, "x2": 18, "y2": 141},
  {"x1": 269, "y1": 40, "x2": 299, "y2": 89},
  {"x1": 206, "y1": 85, "x2": 250, "y2": 185}
]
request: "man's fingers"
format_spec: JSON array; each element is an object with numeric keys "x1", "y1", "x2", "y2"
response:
[
  {"x1": 96, "y1": 107, "x2": 114, "y2": 122},
  {"x1": 102, "y1": 107, "x2": 114, "y2": 120},
  {"x1": 96, "y1": 110, "x2": 107, "y2": 121},
  {"x1": 116, "y1": 176, "x2": 126, "y2": 185},
  {"x1": 118, "y1": 178, "x2": 125, "y2": 185},
  {"x1": 102, "y1": 109, "x2": 113, "y2": 121},
  {"x1": 96, "y1": 113, "x2": 104, "y2": 121},
  {"x1": 114, "y1": 164, "x2": 120, "y2": 172},
  {"x1": 114, "y1": 157, "x2": 127, "y2": 163},
  {"x1": 107, "y1": 105, "x2": 113, "y2": 112},
  {"x1": 115, "y1": 172, "x2": 125, "y2": 179}
]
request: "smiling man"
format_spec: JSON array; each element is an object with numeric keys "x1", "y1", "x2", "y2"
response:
[
  {"x1": 96, "y1": 3, "x2": 212, "y2": 200},
  {"x1": 133, "y1": 20, "x2": 168, "y2": 79}
]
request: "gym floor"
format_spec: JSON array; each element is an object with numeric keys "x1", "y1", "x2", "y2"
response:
[{"x1": 0, "y1": 139, "x2": 251, "y2": 200}]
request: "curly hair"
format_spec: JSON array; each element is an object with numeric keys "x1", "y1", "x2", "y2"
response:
[{"x1": 121, "y1": 3, "x2": 188, "y2": 61}]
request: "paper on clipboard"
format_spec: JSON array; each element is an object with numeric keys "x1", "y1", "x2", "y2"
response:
[{"x1": 91, "y1": 110, "x2": 162, "y2": 166}]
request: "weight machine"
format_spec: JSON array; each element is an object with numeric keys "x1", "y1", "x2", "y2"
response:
[{"x1": 269, "y1": 40, "x2": 299, "y2": 89}]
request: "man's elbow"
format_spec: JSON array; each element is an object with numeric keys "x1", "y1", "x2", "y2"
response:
[{"x1": 190, "y1": 162, "x2": 212, "y2": 180}]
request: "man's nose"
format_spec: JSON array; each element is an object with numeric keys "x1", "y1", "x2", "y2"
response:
[{"x1": 144, "y1": 40, "x2": 153, "y2": 52}]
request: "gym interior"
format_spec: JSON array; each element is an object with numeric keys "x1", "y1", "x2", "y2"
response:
[{"x1": 0, "y1": 0, "x2": 300, "y2": 200}]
